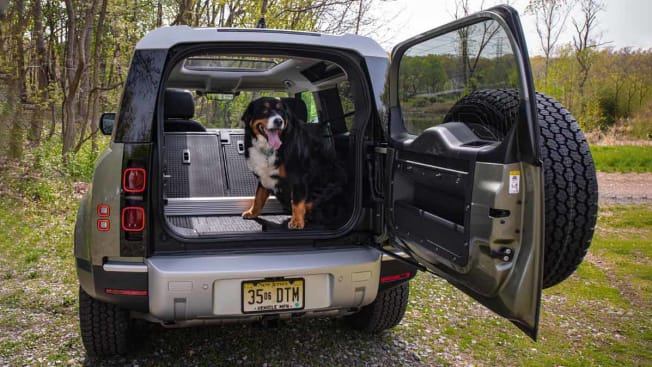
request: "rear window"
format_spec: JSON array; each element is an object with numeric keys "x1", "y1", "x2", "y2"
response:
[{"x1": 194, "y1": 90, "x2": 288, "y2": 129}]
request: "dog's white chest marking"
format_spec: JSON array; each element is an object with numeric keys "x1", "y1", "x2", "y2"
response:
[{"x1": 247, "y1": 136, "x2": 280, "y2": 191}]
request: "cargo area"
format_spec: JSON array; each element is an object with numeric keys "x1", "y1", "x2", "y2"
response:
[
  {"x1": 163, "y1": 130, "x2": 340, "y2": 236},
  {"x1": 159, "y1": 50, "x2": 363, "y2": 238}
]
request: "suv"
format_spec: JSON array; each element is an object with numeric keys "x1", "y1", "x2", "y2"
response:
[{"x1": 75, "y1": 6, "x2": 598, "y2": 356}]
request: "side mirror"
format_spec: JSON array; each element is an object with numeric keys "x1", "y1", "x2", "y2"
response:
[{"x1": 100, "y1": 112, "x2": 116, "y2": 136}]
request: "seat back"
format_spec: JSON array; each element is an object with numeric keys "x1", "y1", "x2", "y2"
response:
[{"x1": 164, "y1": 89, "x2": 206, "y2": 132}]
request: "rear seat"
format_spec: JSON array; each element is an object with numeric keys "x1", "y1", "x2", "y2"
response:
[
  {"x1": 163, "y1": 89, "x2": 260, "y2": 199},
  {"x1": 219, "y1": 129, "x2": 259, "y2": 196},
  {"x1": 164, "y1": 89, "x2": 207, "y2": 132}
]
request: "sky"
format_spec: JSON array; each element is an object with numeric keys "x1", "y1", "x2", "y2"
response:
[{"x1": 370, "y1": 0, "x2": 652, "y2": 54}]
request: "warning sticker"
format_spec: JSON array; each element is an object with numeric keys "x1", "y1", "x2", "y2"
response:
[{"x1": 509, "y1": 170, "x2": 520, "y2": 194}]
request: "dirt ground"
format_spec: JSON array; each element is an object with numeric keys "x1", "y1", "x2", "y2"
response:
[{"x1": 598, "y1": 172, "x2": 652, "y2": 204}]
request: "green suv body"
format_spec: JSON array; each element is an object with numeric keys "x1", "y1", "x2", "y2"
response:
[{"x1": 75, "y1": 5, "x2": 598, "y2": 356}]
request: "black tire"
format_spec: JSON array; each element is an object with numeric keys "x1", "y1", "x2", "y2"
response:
[
  {"x1": 444, "y1": 89, "x2": 520, "y2": 141},
  {"x1": 79, "y1": 287, "x2": 132, "y2": 356},
  {"x1": 347, "y1": 282, "x2": 409, "y2": 333},
  {"x1": 444, "y1": 89, "x2": 598, "y2": 289}
]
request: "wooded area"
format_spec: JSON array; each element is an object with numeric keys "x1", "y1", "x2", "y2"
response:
[
  {"x1": 0, "y1": 0, "x2": 381, "y2": 163},
  {"x1": 0, "y1": 0, "x2": 650, "y2": 167}
]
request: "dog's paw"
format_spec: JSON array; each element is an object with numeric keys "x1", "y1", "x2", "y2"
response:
[
  {"x1": 242, "y1": 209, "x2": 258, "y2": 219},
  {"x1": 288, "y1": 218, "x2": 305, "y2": 230}
]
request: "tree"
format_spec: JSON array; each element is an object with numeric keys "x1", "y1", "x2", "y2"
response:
[
  {"x1": 526, "y1": 0, "x2": 575, "y2": 81},
  {"x1": 5, "y1": 0, "x2": 28, "y2": 160},
  {"x1": 28, "y1": 0, "x2": 49, "y2": 147},
  {"x1": 572, "y1": 0, "x2": 605, "y2": 97}
]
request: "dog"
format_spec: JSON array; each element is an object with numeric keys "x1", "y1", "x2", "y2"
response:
[{"x1": 240, "y1": 97, "x2": 346, "y2": 229}]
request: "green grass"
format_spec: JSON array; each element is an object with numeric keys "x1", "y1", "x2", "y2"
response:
[
  {"x1": 403, "y1": 204, "x2": 652, "y2": 366},
  {"x1": 591, "y1": 145, "x2": 652, "y2": 173},
  {"x1": 0, "y1": 165, "x2": 650, "y2": 365}
]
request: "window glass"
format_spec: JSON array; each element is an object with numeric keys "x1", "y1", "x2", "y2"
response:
[
  {"x1": 338, "y1": 81, "x2": 355, "y2": 130},
  {"x1": 194, "y1": 90, "x2": 288, "y2": 129},
  {"x1": 398, "y1": 19, "x2": 519, "y2": 135},
  {"x1": 299, "y1": 92, "x2": 319, "y2": 123}
]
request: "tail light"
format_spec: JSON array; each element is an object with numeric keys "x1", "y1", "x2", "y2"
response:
[
  {"x1": 121, "y1": 207, "x2": 145, "y2": 231},
  {"x1": 119, "y1": 150, "x2": 150, "y2": 257},
  {"x1": 123, "y1": 168, "x2": 146, "y2": 193}
]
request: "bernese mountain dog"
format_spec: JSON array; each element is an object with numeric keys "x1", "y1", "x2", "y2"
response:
[{"x1": 241, "y1": 96, "x2": 346, "y2": 229}]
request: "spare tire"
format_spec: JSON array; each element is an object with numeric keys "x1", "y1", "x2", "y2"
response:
[{"x1": 444, "y1": 89, "x2": 598, "y2": 289}]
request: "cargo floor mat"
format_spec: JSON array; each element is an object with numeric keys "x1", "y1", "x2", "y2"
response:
[{"x1": 167, "y1": 215, "x2": 329, "y2": 235}]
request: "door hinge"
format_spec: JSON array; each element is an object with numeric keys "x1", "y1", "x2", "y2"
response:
[{"x1": 490, "y1": 247, "x2": 514, "y2": 262}]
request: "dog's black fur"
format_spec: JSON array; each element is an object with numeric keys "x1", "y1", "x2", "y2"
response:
[{"x1": 241, "y1": 96, "x2": 346, "y2": 229}]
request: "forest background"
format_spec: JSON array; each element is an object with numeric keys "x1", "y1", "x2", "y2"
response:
[{"x1": 0, "y1": 0, "x2": 650, "y2": 181}]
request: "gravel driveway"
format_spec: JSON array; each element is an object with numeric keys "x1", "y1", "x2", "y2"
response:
[{"x1": 597, "y1": 172, "x2": 652, "y2": 204}]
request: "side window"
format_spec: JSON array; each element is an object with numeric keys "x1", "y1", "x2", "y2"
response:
[
  {"x1": 299, "y1": 92, "x2": 319, "y2": 123},
  {"x1": 338, "y1": 81, "x2": 355, "y2": 130},
  {"x1": 398, "y1": 19, "x2": 519, "y2": 135}
]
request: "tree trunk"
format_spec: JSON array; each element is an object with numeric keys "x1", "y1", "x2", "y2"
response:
[
  {"x1": 62, "y1": 0, "x2": 78, "y2": 159},
  {"x1": 45, "y1": 0, "x2": 59, "y2": 140},
  {"x1": 91, "y1": 0, "x2": 107, "y2": 153},
  {"x1": 62, "y1": 0, "x2": 101, "y2": 158},
  {"x1": 28, "y1": 0, "x2": 48, "y2": 147},
  {"x1": 8, "y1": 0, "x2": 27, "y2": 160}
]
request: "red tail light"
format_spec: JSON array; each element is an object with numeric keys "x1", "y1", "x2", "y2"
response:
[
  {"x1": 123, "y1": 168, "x2": 146, "y2": 193},
  {"x1": 380, "y1": 272, "x2": 412, "y2": 283},
  {"x1": 121, "y1": 207, "x2": 145, "y2": 231}
]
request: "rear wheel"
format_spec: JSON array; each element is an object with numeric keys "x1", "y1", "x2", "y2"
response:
[
  {"x1": 347, "y1": 282, "x2": 409, "y2": 333},
  {"x1": 79, "y1": 287, "x2": 132, "y2": 356},
  {"x1": 444, "y1": 89, "x2": 599, "y2": 288}
]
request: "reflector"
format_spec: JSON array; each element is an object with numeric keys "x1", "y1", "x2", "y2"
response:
[
  {"x1": 380, "y1": 272, "x2": 411, "y2": 283},
  {"x1": 97, "y1": 204, "x2": 110, "y2": 217},
  {"x1": 105, "y1": 288, "x2": 148, "y2": 296},
  {"x1": 97, "y1": 219, "x2": 110, "y2": 231}
]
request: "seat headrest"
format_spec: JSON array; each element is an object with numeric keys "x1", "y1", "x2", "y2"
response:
[
  {"x1": 165, "y1": 89, "x2": 195, "y2": 119},
  {"x1": 281, "y1": 97, "x2": 308, "y2": 123}
]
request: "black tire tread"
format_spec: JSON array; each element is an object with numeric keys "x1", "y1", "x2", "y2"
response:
[
  {"x1": 79, "y1": 287, "x2": 131, "y2": 356},
  {"x1": 536, "y1": 92, "x2": 598, "y2": 288},
  {"x1": 347, "y1": 282, "x2": 409, "y2": 333},
  {"x1": 444, "y1": 89, "x2": 598, "y2": 289}
]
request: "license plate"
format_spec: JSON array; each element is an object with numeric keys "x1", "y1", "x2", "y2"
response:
[{"x1": 241, "y1": 278, "x2": 305, "y2": 313}]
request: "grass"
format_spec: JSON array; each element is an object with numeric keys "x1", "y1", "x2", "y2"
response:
[
  {"x1": 590, "y1": 145, "x2": 652, "y2": 173},
  {"x1": 0, "y1": 165, "x2": 650, "y2": 365}
]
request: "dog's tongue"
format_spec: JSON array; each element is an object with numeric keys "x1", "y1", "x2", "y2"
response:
[{"x1": 266, "y1": 130, "x2": 282, "y2": 150}]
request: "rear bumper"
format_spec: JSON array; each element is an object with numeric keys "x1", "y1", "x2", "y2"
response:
[{"x1": 146, "y1": 247, "x2": 381, "y2": 321}]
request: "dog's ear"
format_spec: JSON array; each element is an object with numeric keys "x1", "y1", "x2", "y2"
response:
[
  {"x1": 279, "y1": 99, "x2": 292, "y2": 129},
  {"x1": 241, "y1": 102, "x2": 255, "y2": 125}
]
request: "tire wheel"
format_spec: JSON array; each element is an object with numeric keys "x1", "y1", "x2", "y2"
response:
[
  {"x1": 79, "y1": 287, "x2": 132, "y2": 356},
  {"x1": 347, "y1": 282, "x2": 409, "y2": 333},
  {"x1": 444, "y1": 89, "x2": 599, "y2": 289}
]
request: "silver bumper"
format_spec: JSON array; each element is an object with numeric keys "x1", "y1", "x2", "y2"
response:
[{"x1": 146, "y1": 247, "x2": 381, "y2": 321}]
